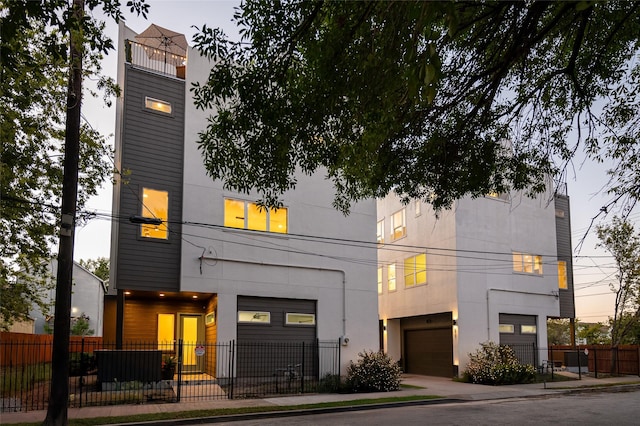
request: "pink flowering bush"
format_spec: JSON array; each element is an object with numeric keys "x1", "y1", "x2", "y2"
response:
[
  {"x1": 346, "y1": 350, "x2": 402, "y2": 392},
  {"x1": 463, "y1": 341, "x2": 536, "y2": 385}
]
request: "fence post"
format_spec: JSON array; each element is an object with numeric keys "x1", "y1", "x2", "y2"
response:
[
  {"x1": 594, "y1": 347, "x2": 598, "y2": 378},
  {"x1": 229, "y1": 340, "x2": 235, "y2": 400},
  {"x1": 301, "y1": 342, "x2": 305, "y2": 394},
  {"x1": 176, "y1": 339, "x2": 182, "y2": 402},
  {"x1": 79, "y1": 338, "x2": 85, "y2": 408},
  {"x1": 550, "y1": 346, "x2": 554, "y2": 381},
  {"x1": 577, "y1": 346, "x2": 582, "y2": 380}
]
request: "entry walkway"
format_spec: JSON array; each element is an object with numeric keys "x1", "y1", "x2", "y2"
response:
[{"x1": 2, "y1": 374, "x2": 639, "y2": 425}]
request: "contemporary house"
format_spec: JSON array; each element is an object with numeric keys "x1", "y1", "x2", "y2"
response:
[
  {"x1": 377, "y1": 186, "x2": 576, "y2": 377},
  {"x1": 31, "y1": 259, "x2": 106, "y2": 336},
  {"x1": 106, "y1": 23, "x2": 379, "y2": 377}
]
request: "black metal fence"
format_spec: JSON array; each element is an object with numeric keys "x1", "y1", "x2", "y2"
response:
[
  {"x1": 0, "y1": 338, "x2": 340, "y2": 413},
  {"x1": 506, "y1": 343, "x2": 538, "y2": 367}
]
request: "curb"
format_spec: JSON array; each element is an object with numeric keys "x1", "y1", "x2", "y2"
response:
[{"x1": 108, "y1": 398, "x2": 466, "y2": 426}]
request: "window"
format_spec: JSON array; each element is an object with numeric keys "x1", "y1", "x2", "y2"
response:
[
  {"x1": 377, "y1": 267, "x2": 383, "y2": 294},
  {"x1": 404, "y1": 253, "x2": 426, "y2": 287},
  {"x1": 224, "y1": 199, "x2": 288, "y2": 233},
  {"x1": 512, "y1": 252, "x2": 543, "y2": 275},
  {"x1": 415, "y1": 200, "x2": 421, "y2": 216},
  {"x1": 141, "y1": 188, "x2": 168, "y2": 239},
  {"x1": 286, "y1": 313, "x2": 316, "y2": 325},
  {"x1": 390, "y1": 208, "x2": 406, "y2": 240},
  {"x1": 555, "y1": 209, "x2": 565, "y2": 218},
  {"x1": 145, "y1": 96, "x2": 172, "y2": 114},
  {"x1": 521, "y1": 325, "x2": 537, "y2": 334},
  {"x1": 487, "y1": 192, "x2": 509, "y2": 201},
  {"x1": 388, "y1": 263, "x2": 396, "y2": 292},
  {"x1": 157, "y1": 314, "x2": 175, "y2": 350},
  {"x1": 376, "y1": 220, "x2": 384, "y2": 244},
  {"x1": 238, "y1": 311, "x2": 270, "y2": 323},
  {"x1": 499, "y1": 324, "x2": 514, "y2": 333},
  {"x1": 558, "y1": 261, "x2": 568, "y2": 289}
]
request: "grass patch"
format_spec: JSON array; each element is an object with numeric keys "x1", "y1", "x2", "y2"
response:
[
  {"x1": 6, "y1": 395, "x2": 442, "y2": 426},
  {"x1": 534, "y1": 372, "x2": 577, "y2": 383},
  {"x1": 400, "y1": 383, "x2": 426, "y2": 389},
  {"x1": 1, "y1": 363, "x2": 52, "y2": 393}
]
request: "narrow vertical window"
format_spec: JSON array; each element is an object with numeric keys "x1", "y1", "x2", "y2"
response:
[
  {"x1": 376, "y1": 220, "x2": 384, "y2": 244},
  {"x1": 558, "y1": 261, "x2": 567, "y2": 289},
  {"x1": 141, "y1": 188, "x2": 168, "y2": 239},
  {"x1": 388, "y1": 264, "x2": 396, "y2": 292},
  {"x1": 377, "y1": 267, "x2": 383, "y2": 294},
  {"x1": 390, "y1": 208, "x2": 406, "y2": 240},
  {"x1": 157, "y1": 313, "x2": 175, "y2": 351},
  {"x1": 415, "y1": 200, "x2": 421, "y2": 216}
]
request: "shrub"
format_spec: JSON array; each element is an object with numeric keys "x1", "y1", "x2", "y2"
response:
[
  {"x1": 317, "y1": 373, "x2": 348, "y2": 393},
  {"x1": 346, "y1": 350, "x2": 402, "y2": 393},
  {"x1": 463, "y1": 341, "x2": 536, "y2": 385}
]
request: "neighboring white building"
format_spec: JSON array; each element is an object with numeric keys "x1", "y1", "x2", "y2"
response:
[
  {"x1": 377, "y1": 188, "x2": 576, "y2": 376},
  {"x1": 30, "y1": 259, "x2": 106, "y2": 336},
  {"x1": 107, "y1": 23, "x2": 379, "y2": 377}
]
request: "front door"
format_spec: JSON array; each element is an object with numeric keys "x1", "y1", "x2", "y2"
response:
[{"x1": 179, "y1": 313, "x2": 204, "y2": 373}]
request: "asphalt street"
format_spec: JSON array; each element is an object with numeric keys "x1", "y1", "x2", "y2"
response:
[{"x1": 207, "y1": 388, "x2": 640, "y2": 426}]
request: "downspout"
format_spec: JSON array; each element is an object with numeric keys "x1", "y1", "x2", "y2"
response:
[{"x1": 199, "y1": 255, "x2": 347, "y2": 337}]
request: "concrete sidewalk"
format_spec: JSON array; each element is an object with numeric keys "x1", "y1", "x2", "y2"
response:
[{"x1": 2, "y1": 373, "x2": 639, "y2": 425}]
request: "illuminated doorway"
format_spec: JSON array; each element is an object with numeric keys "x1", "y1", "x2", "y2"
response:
[{"x1": 178, "y1": 313, "x2": 204, "y2": 373}]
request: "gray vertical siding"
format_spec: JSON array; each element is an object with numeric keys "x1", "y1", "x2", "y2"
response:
[
  {"x1": 554, "y1": 195, "x2": 576, "y2": 318},
  {"x1": 115, "y1": 66, "x2": 185, "y2": 292}
]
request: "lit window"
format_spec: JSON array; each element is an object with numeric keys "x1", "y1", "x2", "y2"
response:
[
  {"x1": 141, "y1": 188, "x2": 168, "y2": 239},
  {"x1": 487, "y1": 192, "x2": 509, "y2": 201},
  {"x1": 157, "y1": 314, "x2": 175, "y2": 351},
  {"x1": 404, "y1": 254, "x2": 426, "y2": 288},
  {"x1": 285, "y1": 313, "x2": 316, "y2": 325},
  {"x1": 499, "y1": 324, "x2": 514, "y2": 333},
  {"x1": 558, "y1": 261, "x2": 568, "y2": 289},
  {"x1": 376, "y1": 220, "x2": 384, "y2": 244},
  {"x1": 377, "y1": 267, "x2": 383, "y2": 294},
  {"x1": 224, "y1": 199, "x2": 287, "y2": 233},
  {"x1": 415, "y1": 200, "x2": 421, "y2": 216},
  {"x1": 555, "y1": 209, "x2": 565, "y2": 218},
  {"x1": 238, "y1": 311, "x2": 270, "y2": 323},
  {"x1": 521, "y1": 325, "x2": 537, "y2": 334},
  {"x1": 512, "y1": 252, "x2": 543, "y2": 275},
  {"x1": 388, "y1": 263, "x2": 396, "y2": 292},
  {"x1": 145, "y1": 96, "x2": 172, "y2": 114},
  {"x1": 390, "y1": 208, "x2": 406, "y2": 240}
]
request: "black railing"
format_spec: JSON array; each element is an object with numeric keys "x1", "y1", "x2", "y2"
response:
[
  {"x1": 125, "y1": 39, "x2": 186, "y2": 79},
  {"x1": 504, "y1": 342, "x2": 538, "y2": 367},
  {"x1": 0, "y1": 338, "x2": 340, "y2": 413}
]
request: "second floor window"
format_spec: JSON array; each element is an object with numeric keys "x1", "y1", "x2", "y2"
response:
[
  {"x1": 558, "y1": 260, "x2": 568, "y2": 289},
  {"x1": 512, "y1": 252, "x2": 543, "y2": 275},
  {"x1": 388, "y1": 264, "x2": 396, "y2": 292},
  {"x1": 224, "y1": 198, "x2": 288, "y2": 233},
  {"x1": 377, "y1": 220, "x2": 384, "y2": 244},
  {"x1": 390, "y1": 208, "x2": 406, "y2": 240},
  {"x1": 141, "y1": 187, "x2": 168, "y2": 239},
  {"x1": 404, "y1": 253, "x2": 427, "y2": 287},
  {"x1": 377, "y1": 267, "x2": 383, "y2": 294}
]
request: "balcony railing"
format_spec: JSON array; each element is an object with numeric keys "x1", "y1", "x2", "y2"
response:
[{"x1": 125, "y1": 39, "x2": 186, "y2": 79}]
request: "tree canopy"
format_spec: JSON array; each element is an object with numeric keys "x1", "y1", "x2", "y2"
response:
[
  {"x1": 192, "y1": 0, "x2": 639, "y2": 213},
  {"x1": 596, "y1": 217, "x2": 640, "y2": 346},
  {"x1": 0, "y1": 0, "x2": 147, "y2": 328}
]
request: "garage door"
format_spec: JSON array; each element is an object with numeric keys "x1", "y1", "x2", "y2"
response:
[
  {"x1": 236, "y1": 296, "x2": 317, "y2": 377},
  {"x1": 404, "y1": 328, "x2": 453, "y2": 377},
  {"x1": 499, "y1": 313, "x2": 537, "y2": 365}
]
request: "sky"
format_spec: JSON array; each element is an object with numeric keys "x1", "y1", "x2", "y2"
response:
[{"x1": 76, "y1": 0, "x2": 638, "y2": 324}]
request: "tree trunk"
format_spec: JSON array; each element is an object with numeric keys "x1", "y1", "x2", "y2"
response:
[{"x1": 43, "y1": 0, "x2": 84, "y2": 424}]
